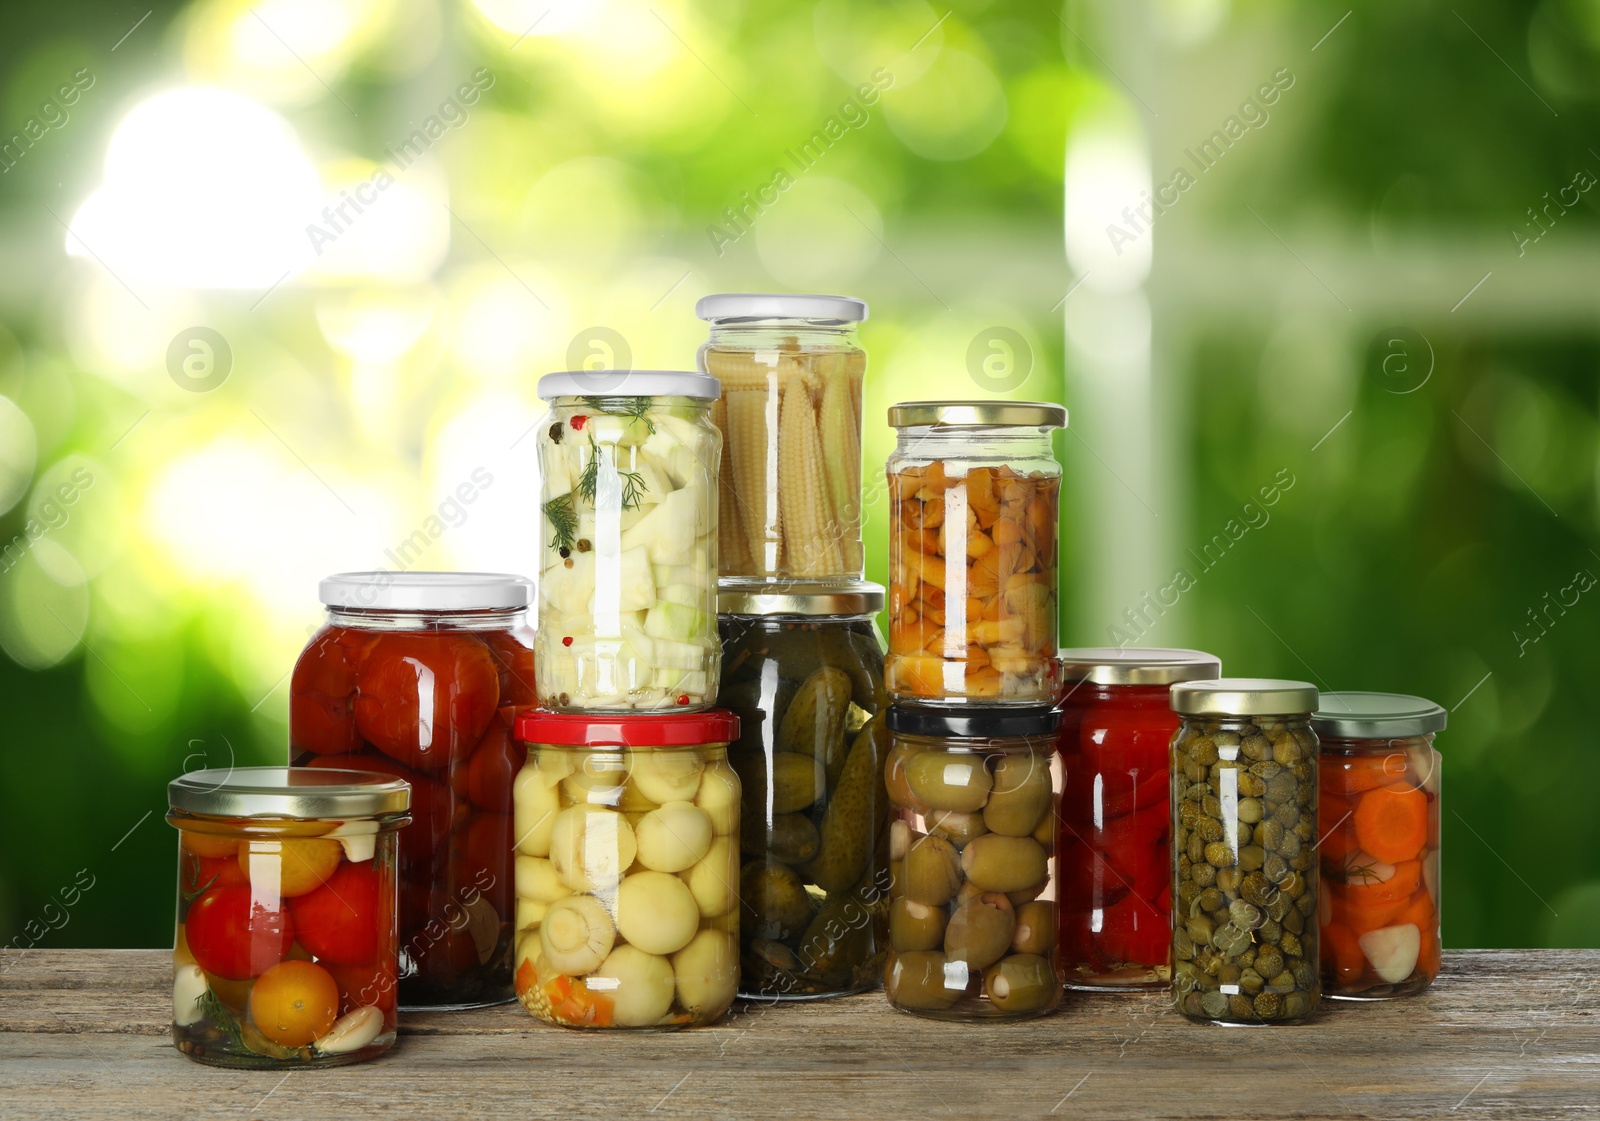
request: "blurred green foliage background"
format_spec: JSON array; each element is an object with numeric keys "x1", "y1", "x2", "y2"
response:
[{"x1": 0, "y1": 0, "x2": 1595, "y2": 952}]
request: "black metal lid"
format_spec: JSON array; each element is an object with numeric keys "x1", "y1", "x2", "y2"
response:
[{"x1": 886, "y1": 703, "x2": 1060, "y2": 739}]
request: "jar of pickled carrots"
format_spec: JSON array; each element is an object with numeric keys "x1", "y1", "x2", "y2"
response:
[
  {"x1": 885, "y1": 401, "x2": 1066, "y2": 705},
  {"x1": 883, "y1": 705, "x2": 1063, "y2": 1021},
  {"x1": 1056, "y1": 647, "x2": 1220, "y2": 991},
  {"x1": 716, "y1": 581, "x2": 889, "y2": 999},
  {"x1": 1170, "y1": 679, "x2": 1320, "y2": 1025},
  {"x1": 1313, "y1": 692, "x2": 1443, "y2": 1000},
  {"x1": 168, "y1": 767, "x2": 410, "y2": 1068},
  {"x1": 511, "y1": 709, "x2": 742, "y2": 1029},
  {"x1": 289, "y1": 571, "x2": 535, "y2": 1010},
  {"x1": 696, "y1": 293, "x2": 868, "y2": 583},
  {"x1": 535, "y1": 370, "x2": 722, "y2": 712}
]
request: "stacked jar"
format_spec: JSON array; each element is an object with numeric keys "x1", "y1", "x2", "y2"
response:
[
  {"x1": 288, "y1": 572, "x2": 536, "y2": 1009},
  {"x1": 716, "y1": 582, "x2": 890, "y2": 1000},
  {"x1": 696, "y1": 293, "x2": 869, "y2": 583},
  {"x1": 1055, "y1": 648, "x2": 1220, "y2": 991},
  {"x1": 522, "y1": 369, "x2": 743, "y2": 1030}
]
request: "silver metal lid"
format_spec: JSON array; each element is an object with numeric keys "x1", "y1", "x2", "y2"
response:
[
  {"x1": 1312, "y1": 691, "x2": 1447, "y2": 740},
  {"x1": 696, "y1": 293, "x2": 868, "y2": 324},
  {"x1": 717, "y1": 580, "x2": 884, "y2": 617},
  {"x1": 1059, "y1": 647, "x2": 1221, "y2": 687},
  {"x1": 888, "y1": 400, "x2": 1067, "y2": 429},
  {"x1": 169, "y1": 767, "x2": 411, "y2": 820},
  {"x1": 1170, "y1": 678, "x2": 1319, "y2": 717},
  {"x1": 320, "y1": 572, "x2": 531, "y2": 611},
  {"x1": 538, "y1": 370, "x2": 721, "y2": 400}
]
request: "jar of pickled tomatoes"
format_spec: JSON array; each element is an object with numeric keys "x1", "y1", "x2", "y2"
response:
[
  {"x1": 1055, "y1": 647, "x2": 1220, "y2": 991},
  {"x1": 535, "y1": 370, "x2": 722, "y2": 712},
  {"x1": 885, "y1": 401, "x2": 1066, "y2": 705},
  {"x1": 1312, "y1": 691, "x2": 1443, "y2": 1000},
  {"x1": 288, "y1": 572, "x2": 536, "y2": 1010},
  {"x1": 168, "y1": 766, "x2": 410, "y2": 1068},
  {"x1": 511, "y1": 709, "x2": 742, "y2": 1029}
]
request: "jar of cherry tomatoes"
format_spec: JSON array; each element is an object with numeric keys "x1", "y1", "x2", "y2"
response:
[
  {"x1": 510, "y1": 709, "x2": 742, "y2": 1029},
  {"x1": 289, "y1": 572, "x2": 536, "y2": 1010},
  {"x1": 168, "y1": 767, "x2": 410, "y2": 1068},
  {"x1": 1055, "y1": 647, "x2": 1220, "y2": 991},
  {"x1": 1312, "y1": 692, "x2": 1443, "y2": 1000},
  {"x1": 885, "y1": 401, "x2": 1066, "y2": 705}
]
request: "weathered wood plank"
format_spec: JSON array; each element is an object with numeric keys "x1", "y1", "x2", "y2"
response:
[{"x1": 1, "y1": 950, "x2": 1596, "y2": 1121}]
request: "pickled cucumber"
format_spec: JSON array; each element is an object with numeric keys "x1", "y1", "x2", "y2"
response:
[
  {"x1": 776, "y1": 666, "x2": 853, "y2": 787},
  {"x1": 795, "y1": 888, "x2": 879, "y2": 989},
  {"x1": 769, "y1": 752, "x2": 826, "y2": 814},
  {"x1": 748, "y1": 812, "x2": 820, "y2": 865},
  {"x1": 804, "y1": 717, "x2": 890, "y2": 893},
  {"x1": 740, "y1": 859, "x2": 813, "y2": 941}
]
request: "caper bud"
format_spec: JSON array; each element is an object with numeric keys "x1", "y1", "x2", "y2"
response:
[
  {"x1": 1236, "y1": 798, "x2": 1264, "y2": 824},
  {"x1": 1279, "y1": 871, "x2": 1306, "y2": 899},
  {"x1": 1212, "y1": 922, "x2": 1250, "y2": 955},
  {"x1": 1239, "y1": 967, "x2": 1265, "y2": 994},
  {"x1": 1281, "y1": 907, "x2": 1303, "y2": 936},
  {"x1": 1293, "y1": 760, "x2": 1315, "y2": 786},
  {"x1": 1274, "y1": 803, "x2": 1302, "y2": 829},
  {"x1": 1202, "y1": 795, "x2": 1222, "y2": 818},
  {"x1": 1185, "y1": 914, "x2": 1214, "y2": 946},
  {"x1": 1184, "y1": 782, "x2": 1207, "y2": 803},
  {"x1": 1258, "y1": 918, "x2": 1282, "y2": 944},
  {"x1": 1216, "y1": 867, "x2": 1242, "y2": 894},
  {"x1": 1280, "y1": 930, "x2": 1303, "y2": 958},
  {"x1": 1229, "y1": 900, "x2": 1262, "y2": 930},
  {"x1": 1188, "y1": 833, "x2": 1207, "y2": 864},
  {"x1": 1217, "y1": 963, "x2": 1242, "y2": 985},
  {"x1": 1267, "y1": 773, "x2": 1298, "y2": 802},
  {"x1": 1253, "y1": 991, "x2": 1282, "y2": 1019},
  {"x1": 1238, "y1": 845, "x2": 1265, "y2": 872},
  {"x1": 1274, "y1": 735, "x2": 1303, "y2": 765},
  {"x1": 1257, "y1": 820, "x2": 1284, "y2": 850},
  {"x1": 1194, "y1": 949, "x2": 1222, "y2": 977},
  {"x1": 1197, "y1": 887, "x2": 1224, "y2": 914},
  {"x1": 1181, "y1": 761, "x2": 1205, "y2": 783},
  {"x1": 1227, "y1": 993, "x2": 1255, "y2": 1019},
  {"x1": 1291, "y1": 847, "x2": 1313, "y2": 872},
  {"x1": 1196, "y1": 816, "x2": 1223, "y2": 843},
  {"x1": 1191, "y1": 861, "x2": 1216, "y2": 888},
  {"x1": 1173, "y1": 928, "x2": 1196, "y2": 960},
  {"x1": 1269, "y1": 970, "x2": 1297, "y2": 991},
  {"x1": 1241, "y1": 872, "x2": 1271, "y2": 907},
  {"x1": 1200, "y1": 991, "x2": 1228, "y2": 1018},
  {"x1": 1282, "y1": 991, "x2": 1312, "y2": 1019},
  {"x1": 1276, "y1": 828, "x2": 1299, "y2": 857},
  {"x1": 1177, "y1": 880, "x2": 1198, "y2": 913},
  {"x1": 1263, "y1": 852, "x2": 1288, "y2": 882},
  {"x1": 1241, "y1": 735, "x2": 1270, "y2": 761},
  {"x1": 1179, "y1": 800, "x2": 1202, "y2": 826},
  {"x1": 1178, "y1": 854, "x2": 1193, "y2": 879},
  {"x1": 1235, "y1": 820, "x2": 1254, "y2": 847},
  {"x1": 1179, "y1": 991, "x2": 1203, "y2": 1016},
  {"x1": 1249, "y1": 759, "x2": 1282, "y2": 779},
  {"x1": 1187, "y1": 737, "x2": 1219, "y2": 765},
  {"x1": 1237, "y1": 773, "x2": 1267, "y2": 797},
  {"x1": 1292, "y1": 821, "x2": 1313, "y2": 842},
  {"x1": 1204, "y1": 842, "x2": 1231, "y2": 867},
  {"x1": 1292, "y1": 959, "x2": 1317, "y2": 989},
  {"x1": 1295, "y1": 891, "x2": 1318, "y2": 917}
]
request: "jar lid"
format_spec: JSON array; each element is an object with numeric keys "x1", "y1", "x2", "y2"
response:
[
  {"x1": 320, "y1": 572, "x2": 532, "y2": 611},
  {"x1": 717, "y1": 580, "x2": 884, "y2": 617},
  {"x1": 1312, "y1": 691, "x2": 1447, "y2": 740},
  {"x1": 888, "y1": 400, "x2": 1068, "y2": 429},
  {"x1": 515, "y1": 709, "x2": 741, "y2": 747},
  {"x1": 886, "y1": 704, "x2": 1060, "y2": 739},
  {"x1": 1059, "y1": 647, "x2": 1221, "y2": 687},
  {"x1": 169, "y1": 767, "x2": 411, "y2": 819},
  {"x1": 537, "y1": 370, "x2": 721, "y2": 401},
  {"x1": 696, "y1": 293, "x2": 868, "y2": 324},
  {"x1": 1170, "y1": 679, "x2": 1319, "y2": 717}
]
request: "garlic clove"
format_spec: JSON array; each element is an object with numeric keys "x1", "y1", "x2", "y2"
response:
[
  {"x1": 313, "y1": 1005, "x2": 385, "y2": 1055},
  {"x1": 1358, "y1": 923, "x2": 1422, "y2": 984},
  {"x1": 173, "y1": 963, "x2": 209, "y2": 1026},
  {"x1": 325, "y1": 820, "x2": 379, "y2": 863}
]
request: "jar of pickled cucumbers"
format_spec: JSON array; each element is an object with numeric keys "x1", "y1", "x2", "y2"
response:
[
  {"x1": 696, "y1": 293, "x2": 868, "y2": 583},
  {"x1": 536, "y1": 370, "x2": 722, "y2": 712},
  {"x1": 716, "y1": 581, "x2": 889, "y2": 999},
  {"x1": 1056, "y1": 647, "x2": 1220, "y2": 991},
  {"x1": 883, "y1": 704, "x2": 1063, "y2": 1021},
  {"x1": 1312, "y1": 692, "x2": 1443, "y2": 1000},
  {"x1": 289, "y1": 571, "x2": 535, "y2": 1010},
  {"x1": 511, "y1": 709, "x2": 742, "y2": 1029},
  {"x1": 885, "y1": 401, "x2": 1066, "y2": 705},
  {"x1": 168, "y1": 767, "x2": 410, "y2": 1068},
  {"x1": 1170, "y1": 679, "x2": 1320, "y2": 1024}
]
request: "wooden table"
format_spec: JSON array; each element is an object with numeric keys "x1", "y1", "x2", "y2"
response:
[{"x1": 2, "y1": 950, "x2": 1596, "y2": 1119}]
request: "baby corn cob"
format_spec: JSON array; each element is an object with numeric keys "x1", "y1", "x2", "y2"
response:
[
  {"x1": 704, "y1": 347, "x2": 781, "y2": 393},
  {"x1": 712, "y1": 395, "x2": 754, "y2": 574},
  {"x1": 818, "y1": 361, "x2": 863, "y2": 573},
  {"x1": 727, "y1": 387, "x2": 780, "y2": 574},
  {"x1": 778, "y1": 379, "x2": 843, "y2": 576}
]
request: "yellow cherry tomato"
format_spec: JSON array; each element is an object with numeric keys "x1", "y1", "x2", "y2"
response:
[{"x1": 249, "y1": 960, "x2": 339, "y2": 1047}]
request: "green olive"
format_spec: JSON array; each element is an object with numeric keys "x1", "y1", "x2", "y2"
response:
[
  {"x1": 884, "y1": 743, "x2": 928, "y2": 812},
  {"x1": 927, "y1": 809, "x2": 988, "y2": 847},
  {"x1": 905, "y1": 751, "x2": 993, "y2": 813},
  {"x1": 902, "y1": 833, "x2": 961, "y2": 906},
  {"x1": 983, "y1": 953, "x2": 1057, "y2": 1015},
  {"x1": 959, "y1": 834, "x2": 1047, "y2": 894},
  {"x1": 889, "y1": 897, "x2": 948, "y2": 952},
  {"x1": 981, "y1": 754, "x2": 1053, "y2": 837},
  {"x1": 1011, "y1": 901, "x2": 1054, "y2": 955},
  {"x1": 885, "y1": 950, "x2": 962, "y2": 1011},
  {"x1": 943, "y1": 893, "x2": 1015, "y2": 971}
]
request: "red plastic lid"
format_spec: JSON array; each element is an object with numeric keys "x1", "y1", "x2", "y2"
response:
[{"x1": 514, "y1": 708, "x2": 740, "y2": 747}]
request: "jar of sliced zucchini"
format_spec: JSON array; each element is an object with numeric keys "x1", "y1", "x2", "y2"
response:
[
  {"x1": 1170, "y1": 679, "x2": 1320, "y2": 1025},
  {"x1": 716, "y1": 582, "x2": 890, "y2": 999}
]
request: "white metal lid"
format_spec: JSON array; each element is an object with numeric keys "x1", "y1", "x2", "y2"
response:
[
  {"x1": 319, "y1": 572, "x2": 533, "y2": 611},
  {"x1": 537, "y1": 370, "x2": 720, "y2": 400},
  {"x1": 695, "y1": 293, "x2": 868, "y2": 324}
]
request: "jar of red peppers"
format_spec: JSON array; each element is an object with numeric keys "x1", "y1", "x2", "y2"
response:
[
  {"x1": 169, "y1": 767, "x2": 410, "y2": 1068},
  {"x1": 289, "y1": 572, "x2": 536, "y2": 1009},
  {"x1": 1312, "y1": 692, "x2": 1443, "y2": 1000},
  {"x1": 885, "y1": 401, "x2": 1066, "y2": 705},
  {"x1": 1055, "y1": 647, "x2": 1220, "y2": 990}
]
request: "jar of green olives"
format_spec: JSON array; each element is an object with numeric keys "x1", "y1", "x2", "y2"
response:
[
  {"x1": 1170, "y1": 679, "x2": 1320, "y2": 1025},
  {"x1": 883, "y1": 705, "x2": 1063, "y2": 1021},
  {"x1": 717, "y1": 582, "x2": 889, "y2": 1000}
]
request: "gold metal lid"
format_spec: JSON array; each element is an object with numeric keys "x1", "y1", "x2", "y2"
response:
[
  {"x1": 1170, "y1": 678, "x2": 1319, "y2": 717},
  {"x1": 1059, "y1": 647, "x2": 1221, "y2": 687},
  {"x1": 168, "y1": 767, "x2": 411, "y2": 820},
  {"x1": 717, "y1": 580, "x2": 884, "y2": 617},
  {"x1": 888, "y1": 400, "x2": 1067, "y2": 429}
]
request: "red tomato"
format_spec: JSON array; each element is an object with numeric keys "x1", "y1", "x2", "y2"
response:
[
  {"x1": 185, "y1": 884, "x2": 295, "y2": 980},
  {"x1": 288, "y1": 861, "x2": 383, "y2": 965},
  {"x1": 326, "y1": 958, "x2": 398, "y2": 1017},
  {"x1": 304, "y1": 752, "x2": 455, "y2": 884},
  {"x1": 1080, "y1": 700, "x2": 1173, "y2": 791},
  {"x1": 1098, "y1": 889, "x2": 1171, "y2": 966},
  {"x1": 182, "y1": 850, "x2": 248, "y2": 896},
  {"x1": 409, "y1": 926, "x2": 478, "y2": 984},
  {"x1": 453, "y1": 717, "x2": 526, "y2": 813},
  {"x1": 457, "y1": 812, "x2": 513, "y2": 915},
  {"x1": 354, "y1": 634, "x2": 499, "y2": 769},
  {"x1": 289, "y1": 627, "x2": 367, "y2": 756},
  {"x1": 483, "y1": 628, "x2": 538, "y2": 708}
]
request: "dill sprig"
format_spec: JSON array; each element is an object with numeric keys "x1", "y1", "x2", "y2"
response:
[
  {"x1": 575, "y1": 434, "x2": 649, "y2": 511},
  {"x1": 543, "y1": 493, "x2": 578, "y2": 551},
  {"x1": 580, "y1": 395, "x2": 656, "y2": 435}
]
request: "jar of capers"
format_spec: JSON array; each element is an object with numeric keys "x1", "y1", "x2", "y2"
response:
[
  {"x1": 1170, "y1": 679, "x2": 1320, "y2": 1025},
  {"x1": 883, "y1": 705, "x2": 1063, "y2": 1021}
]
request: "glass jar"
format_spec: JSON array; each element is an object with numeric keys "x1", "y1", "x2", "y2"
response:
[
  {"x1": 511, "y1": 709, "x2": 742, "y2": 1029},
  {"x1": 1170, "y1": 679, "x2": 1320, "y2": 1024},
  {"x1": 535, "y1": 370, "x2": 722, "y2": 712},
  {"x1": 716, "y1": 582, "x2": 889, "y2": 999},
  {"x1": 696, "y1": 293, "x2": 868, "y2": 583},
  {"x1": 168, "y1": 767, "x2": 410, "y2": 1068},
  {"x1": 884, "y1": 401, "x2": 1066, "y2": 705},
  {"x1": 1312, "y1": 692, "x2": 1443, "y2": 1000},
  {"x1": 288, "y1": 571, "x2": 535, "y2": 1010},
  {"x1": 1055, "y1": 647, "x2": 1221, "y2": 991},
  {"x1": 882, "y1": 704, "x2": 1064, "y2": 1021}
]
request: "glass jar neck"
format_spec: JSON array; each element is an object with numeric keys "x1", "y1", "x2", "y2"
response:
[
  {"x1": 326, "y1": 606, "x2": 527, "y2": 631},
  {"x1": 1320, "y1": 733, "x2": 1436, "y2": 753},
  {"x1": 891, "y1": 426, "x2": 1058, "y2": 463},
  {"x1": 705, "y1": 320, "x2": 859, "y2": 350},
  {"x1": 549, "y1": 395, "x2": 709, "y2": 412},
  {"x1": 894, "y1": 731, "x2": 1054, "y2": 752}
]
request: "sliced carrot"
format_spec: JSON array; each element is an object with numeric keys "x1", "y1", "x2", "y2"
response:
[
  {"x1": 1321, "y1": 752, "x2": 1408, "y2": 795},
  {"x1": 1321, "y1": 921, "x2": 1367, "y2": 986},
  {"x1": 1317, "y1": 810, "x2": 1362, "y2": 864},
  {"x1": 1353, "y1": 781, "x2": 1429, "y2": 863},
  {"x1": 1396, "y1": 887, "x2": 1436, "y2": 934}
]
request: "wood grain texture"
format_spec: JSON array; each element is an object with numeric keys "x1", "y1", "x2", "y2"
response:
[{"x1": 1, "y1": 950, "x2": 1597, "y2": 1120}]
